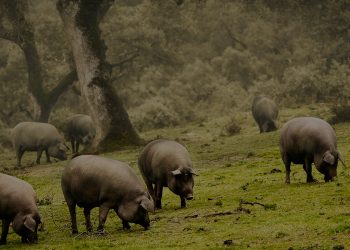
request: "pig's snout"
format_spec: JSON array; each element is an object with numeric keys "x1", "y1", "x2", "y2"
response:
[{"x1": 186, "y1": 194, "x2": 193, "y2": 200}]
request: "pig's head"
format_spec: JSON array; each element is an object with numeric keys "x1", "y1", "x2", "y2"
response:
[
  {"x1": 117, "y1": 193, "x2": 154, "y2": 230},
  {"x1": 262, "y1": 120, "x2": 277, "y2": 132},
  {"x1": 48, "y1": 142, "x2": 68, "y2": 161},
  {"x1": 316, "y1": 150, "x2": 345, "y2": 182},
  {"x1": 168, "y1": 167, "x2": 197, "y2": 201},
  {"x1": 12, "y1": 213, "x2": 41, "y2": 244},
  {"x1": 82, "y1": 133, "x2": 95, "y2": 145},
  {"x1": 82, "y1": 124, "x2": 96, "y2": 145}
]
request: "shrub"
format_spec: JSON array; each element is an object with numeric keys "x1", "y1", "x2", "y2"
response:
[
  {"x1": 329, "y1": 104, "x2": 350, "y2": 124},
  {"x1": 224, "y1": 118, "x2": 241, "y2": 136}
]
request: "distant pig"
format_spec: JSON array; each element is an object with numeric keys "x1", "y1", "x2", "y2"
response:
[
  {"x1": 0, "y1": 173, "x2": 42, "y2": 244},
  {"x1": 280, "y1": 117, "x2": 345, "y2": 183},
  {"x1": 12, "y1": 122, "x2": 68, "y2": 167},
  {"x1": 65, "y1": 114, "x2": 96, "y2": 153},
  {"x1": 252, "y1": 95, "x2": 278, "y2": 133},
  {"x1": 138, "y1": 139, "x2": 197, "y2": 209},
  {"x1": 61, "y1": 155, "x2": 154, "y2": 234}
]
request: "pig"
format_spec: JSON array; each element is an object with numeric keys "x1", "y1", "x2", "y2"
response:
[
  {"x1": 138, "y1": 139, "x2": 197, "y2": 209},
  {"x1": 252, "y1": 95, "x2": 278, "y2": 133},
  {"x1": 65, "y1": 114, "x2": 96, "y2": 153},
  {"x1": 61, "y1": 155, "x2": 154, "y2": 234},
  {"x1": 12, "y1": 122, "x2": 68, "y2": 167},
  {"x1": 0, "y1": 173, "x2": 42, "y2": 244},
  {"x1": 280, "y1": 117, "x2": 345, "y2": 183}
]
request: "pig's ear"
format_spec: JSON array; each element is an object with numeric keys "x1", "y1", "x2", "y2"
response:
[
  {"x1": 323, "y1": 151, "x2": 335, "y2": 165},
  {"x1": 58, "y1": 143, "x2": 66, "y2": 151},
  {"x1": 337, "y1": 150, "x2": 346, "y2": 167},
  {"x1": 171, "y1": 169, "x2": 182, "y2": 176},
  {"x1": 189, "y1": 169, "x2": 198, "y2": 176},
  {"x1": 24, "y1": 215, "x2": 36, "y2": 233},
  {"x1": 140, "y1": 197, "x2": 155, "y2": 212}
]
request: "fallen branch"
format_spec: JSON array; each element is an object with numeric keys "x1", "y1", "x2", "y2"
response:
[{"x1": 239, "y1": 199, "x2": 277, "y2": 210}]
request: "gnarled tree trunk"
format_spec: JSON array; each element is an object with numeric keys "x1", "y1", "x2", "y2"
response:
[{"x1": 57, "y1": 0, "x2": 140, "y2": 151}]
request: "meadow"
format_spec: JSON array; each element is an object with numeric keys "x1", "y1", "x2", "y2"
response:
[{"x1": 1, "y1": 105, "x2": 350, "y2": 249}]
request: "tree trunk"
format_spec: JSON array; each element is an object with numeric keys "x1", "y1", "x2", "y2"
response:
[{"x1": 57, "y1": 0, "x2": 140, "y2": 151}]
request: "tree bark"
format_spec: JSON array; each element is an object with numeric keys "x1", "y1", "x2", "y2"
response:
[
  {"x1": 0, "y1": 0, "x2": 76, "y2": 122},
  {"x1": 57, "y1": 0, "x2": 140, "y2": 151}
]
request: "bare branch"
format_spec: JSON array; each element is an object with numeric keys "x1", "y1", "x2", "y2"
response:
[
  {"x1": 110, "y1": 52, "x2": 139, "y2": 69},
  {"x1": 0, "y1": 25, "x2": 19, "y2": 43},
  {"x1": 48, "y1": 69, "x2": 77, "y2": 104},
  {"x1": 222, "y1": 22, "x2": 247, "y2": 50}
]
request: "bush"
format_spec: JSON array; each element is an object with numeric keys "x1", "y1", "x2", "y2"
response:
[
  {"x1": 329, "y1": 104, "x2": 350, "y2": 124},
  {"x1": 0, "y1": 129, "x2": 13, "y2": 151},
  {"x1": 130, "y1": 97, "x2": 181, "y2": 131},
  {"x1": 224, "y1": 118, "x2": 241, "y2": 136}
]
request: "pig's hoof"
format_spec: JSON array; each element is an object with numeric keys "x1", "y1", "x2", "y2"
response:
[{"x1": 72, "y1": 230, "x2": 78, "y2": 235}]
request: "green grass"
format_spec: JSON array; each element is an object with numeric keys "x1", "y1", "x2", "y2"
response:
[{"x1": 1, "y1": 105, "x2": 350, "y2": 249}]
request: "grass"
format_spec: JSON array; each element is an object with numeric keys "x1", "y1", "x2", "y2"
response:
[{"x1": 1, "y1": 104, "x2": 350, "y2": 249}]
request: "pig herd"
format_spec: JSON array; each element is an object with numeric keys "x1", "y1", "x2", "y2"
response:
[{"x1": 0, "y1": 96, "x2": 346, "y2": 244}]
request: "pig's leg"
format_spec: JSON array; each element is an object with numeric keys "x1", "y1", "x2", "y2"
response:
[
  {"x1": 122, "y1": 220, "x2": 131, "y2": 230},
  {"x1": 155, "y1": 183, "x2": 163, "y2": 209},
  {"x1": 0, "y1": 219, "x2": 10, "y2": 245},
  {"x1": 36, "y1": 150, "x2": 43, "y2": 164},
  {"x1": 45, "y1": 150, "x2": 51, "y2": 163},
  {"x1": 16, "y1": 148, "x2": 24, "y2": 167},
  {"x1": 284, "y1": 158, "x2": 291, "y2": 184},
  {"x1": 113, "y1": 209, "x2": 131, "y2": 230},
  {"x1": 70, "y1": 138, "x2": 75, "y2": 153},
  {"x1": 97, "y1": 205, "x2": 110, "y2": 234},
  {"x1": 67, "y1": 200, "x2": 78, "y2": 234},
  {"x1": 84, "y1": 208, "x2": 93, "y2": 232},
  {"x1": 181, "y1": 196, "x2": 186, "y2": 208},
  {"x1": 76, "y1": 143, "x2": 80, "y2": 153},
  {"x1": 304, "y1": 158, "x2": 315, "y2": 183},
  {"x1": 144, "y1": 179, "x2": 156, "y2": 205}
]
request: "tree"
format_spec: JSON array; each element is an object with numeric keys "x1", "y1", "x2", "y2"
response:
[
  {"x1": 0, "y1": 0, "x2": 77, "y2": 122},
  {"x1": 57, "y1": 0, "x2": 140, "y2": 151}
]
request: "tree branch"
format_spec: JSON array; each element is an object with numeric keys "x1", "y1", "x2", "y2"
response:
[
  {"x1": 48, "y1": 69, "x2": 77, "y2": 104},
  {"x1": 222, "y1": 22, "x2": 247, "y2": 50},
  {"x1": 0, "y1": 25, "x2": 19, "y2": 44},
  {"x1": 110, "y1": 52, "x2": 139, "y2": 69},
  {"x1": 97, "y1": 0, "x2": 114, "y2": 23}
]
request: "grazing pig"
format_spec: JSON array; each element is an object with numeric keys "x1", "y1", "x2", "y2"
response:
[
  {"x1": 280, "y1": 117, "x2": 345, "y2": 183},
  {"x1": 61, "y1": 155, "x2": 154, "y2": 234},
  {"x1": 252, "y1": 95, "x2": 278, "y2": 133},
  {"x1": 12, "y1": 122, "x2": 68, "y2": 167},
  {"x1": 138, "y1": 139, "x2": 197, "y2": 209},
  {"x1": 0, "y1": 173, "x2": 42, "y2": 244},
  {"x1": 65, "y1": 114, "x2": 96, "y2": 153}
]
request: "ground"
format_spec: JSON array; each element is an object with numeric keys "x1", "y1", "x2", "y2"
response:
[{"x1": 1, "y1": 104, "x2": 350, "y2": 249}]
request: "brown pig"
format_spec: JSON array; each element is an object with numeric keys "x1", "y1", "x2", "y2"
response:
[
  {"x1": 61, "y1": 155, "x2": 154, "y2": 234},
  {"x1": 252, "y1": 95, "x2": 278, "y2": 133},
  {"x1": 138, "y1": 139, "x2": 197, "y2": 209},
  {"x1": 280, "y1": 117, "x2": 345, "y2": 183},
  {"x1": 0, "y1": 173, "x2": 42, "y2": 244}
]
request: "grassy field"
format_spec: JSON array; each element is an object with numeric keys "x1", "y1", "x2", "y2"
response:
[{"x1": 1, "y1": 105, "x2": 350, "y2": 249}]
